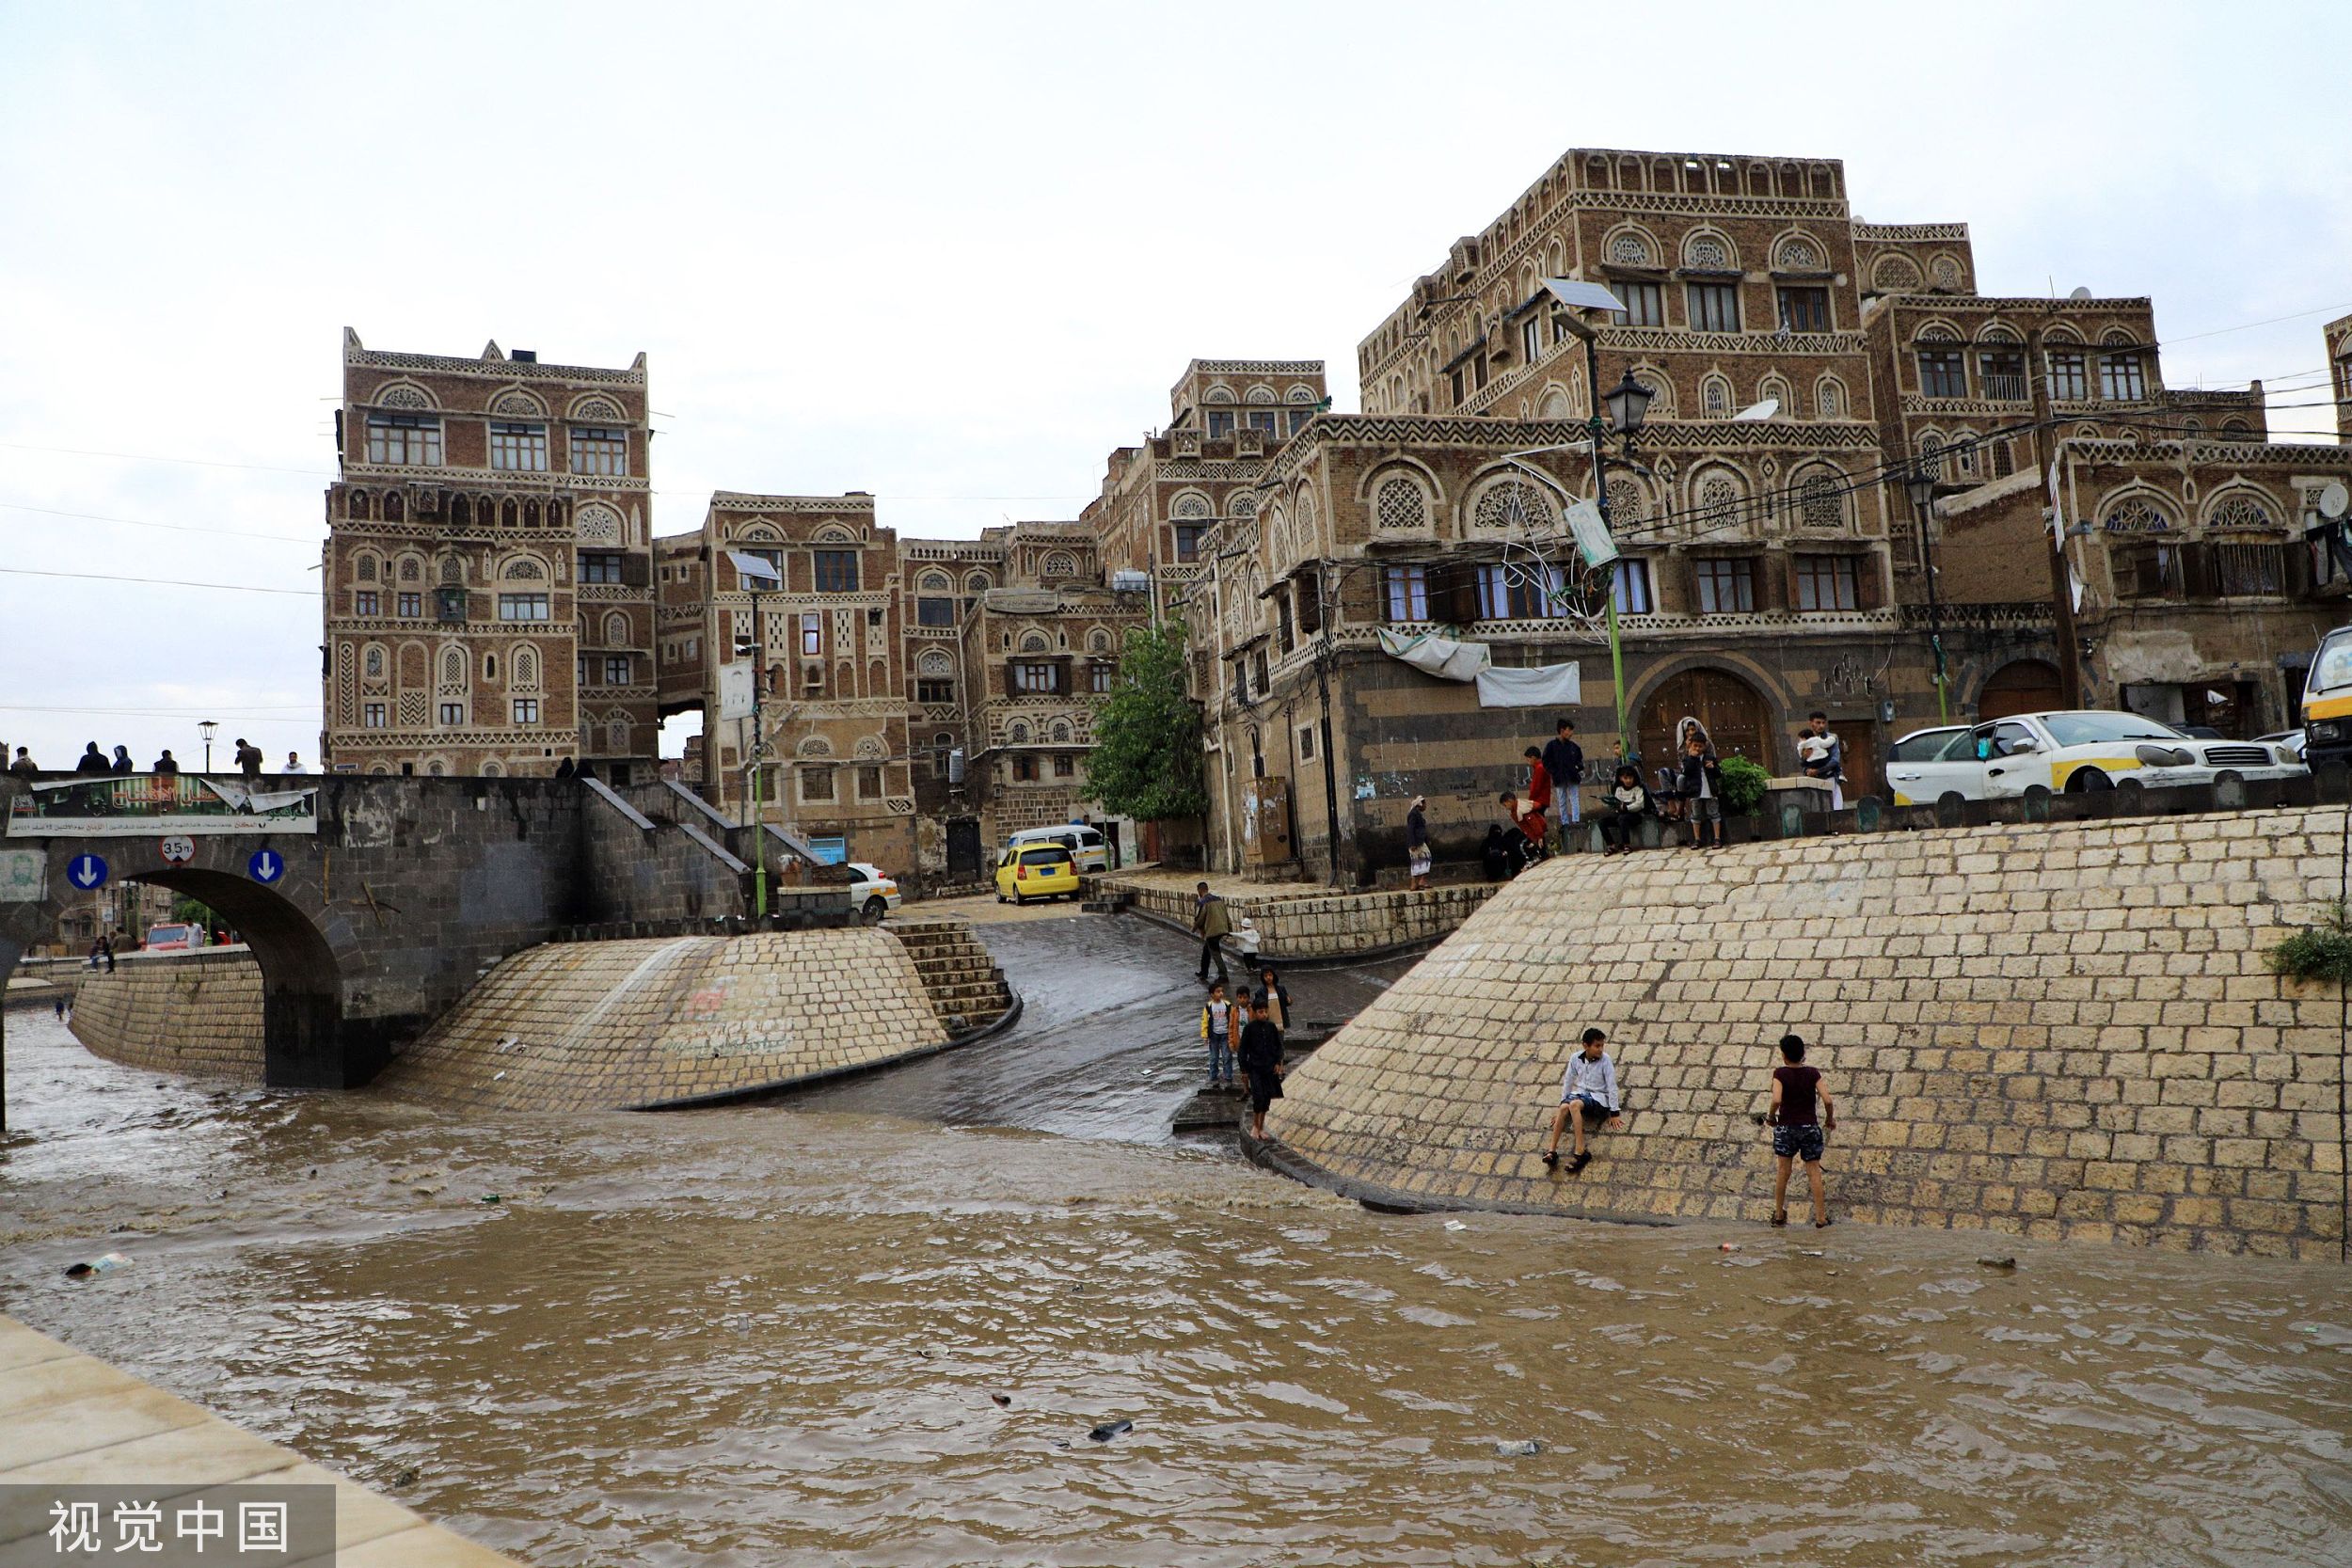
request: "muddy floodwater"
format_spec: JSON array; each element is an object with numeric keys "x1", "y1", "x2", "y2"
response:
[{"x1": 4, "y1": 981, "x2": 2350, "y2": 1566}]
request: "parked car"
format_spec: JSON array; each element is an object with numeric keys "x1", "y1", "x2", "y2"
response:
[
  {"x1": 2302, "y1": 624, "x2": 2352, "y2": 768},
  {"x1": 142, "y1": 922, "x2": 204, "y2": 952},
  {"x1": 1884, "y1": 709, "x2": 2304, "y2": 806},
  {"x1": 844, "y1": 863, "x2": 900, "y2": 924},
  {"x1": 1006, "y1": 822, "x2": 1109, "y2": 874},
  {"x1": 994, "y1": 844, "x2": 1079, "y2": 905},
  {"x1": 1883, "y1": 724, "x2": 1971, "y2": 792},
  {"x1": 2253, "y1": 730, "x2": 2308, "y2": 763}
]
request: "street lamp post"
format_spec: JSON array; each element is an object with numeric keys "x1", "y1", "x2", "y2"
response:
[
  {"x1": 1901, "y1": 463, "x2": 1950, "y2": 723},
  {"x1": 199, "y1": 720, "x2": 218, "y2": 774},
  {"x1": 725, "y1": 552, "x2": 786, "y2": 922}
]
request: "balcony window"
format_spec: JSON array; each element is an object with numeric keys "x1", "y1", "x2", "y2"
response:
[
  {"x1": 1694, "y1": 557, "x2": 1758, "y2": 614},
  {"x1": 363, "y1": 702, "x2": 387, "y2": 729},
  {"x1": 801, "y1": 613, "x2": 822, "y2": 657},
  {"x1": 1612, "y1": 558, "x2": 1654, "y2": 615},
  {"x1": 1686, "y1": 281, "x2": 1740, "y2": 332},
  {"x1": 512, "y1": 698, "x2": 541, "y2": 725},
  {"x1": 1979, "y1": 351, "x2": 2027, "y2": 402},
  {"x1": 497, "y1": 593, "x2": 550, "y2": 622},
  {"x1": 916, "y1": 677, "x2": 954, "y2": 703},
  {"x1": 396, "y1": 592, "x2": 422, "y2": 618},
  {"x1": 916, "y1": 595, "x2": 956, "y2": 627},
  {"x1": 1012, "y1": 660, "x2": 1060, "y2": 694},
  {"x1": 436, "y1": 587, "x2": 468, "y2": 623},
  {"x1": 355, "y1": 590, "x2": 380, "y2": 616},
  {"x1": 2100, "y1": 353, "x2": 2147, "y2": 401},
  {"x1": 2047, "y1": 352, "x2": 2089, "y2": 402},
  {"x1": 1794, "y1": 553, "x2": 1860, "y2": 611},
  {"x1": 569, "y1": 426, "x2": 628, "y2": 476},
  {"x1": 579, "y1": 551, "x2": 623, "y2": 584},
  {"x1": 1611, "y1": 281, "x2": 1664, "y2": 327},
  {"x1": 1917, "y1": 349, "x2": 1967, "y2": 399},
  {"x1": 365, "y1": 412, "x2": 441, "y2": 467},
  {"x1": 1383, "y1": 563, "x2": 1429, "y2": 622},
  {"x1": 1775, "y1": 286, "x2": 1830, "y2": 333},
  {"x1": 814, "y1": 549, "x2": 860, "y2": 593},
  {"x1": 488, "y1": 421, "x2": 548, "y2": 471}
]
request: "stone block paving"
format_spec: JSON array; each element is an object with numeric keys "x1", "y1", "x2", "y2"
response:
[
  {"x1": 1265, "y1": 807, "x2": 2350, "y2": 1259},
  {"x1": 373, "y1": 928, "x2": 947, "y2": 1111},
  {"x1": 1096, "y1": 868, "x2": 1498, "y2": 960},
  {"x1": 70, "y1": 954, "x2": 265, "y2": 1084}
]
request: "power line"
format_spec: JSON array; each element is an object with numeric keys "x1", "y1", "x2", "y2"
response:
[
  {"x1": 0, "y1": 439, "x2": 329, "y2": 479},
  {"x1": 0, "y1": 500, "x2": 320, "y2": 545},
  {"x1": 2164, "y1": 301, "x2": 2352, "y2": 346},
  {"x1": 0, "y1": 566, "x2": 314, "y2": 596}
]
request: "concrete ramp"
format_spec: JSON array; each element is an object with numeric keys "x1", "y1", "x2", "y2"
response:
[
  {"x1": 1264, "y1": 807, "x2": 2346, "y2": 1259},
  {"x1": 373, "y1": 929, "x2": 947, "y2": 1111}
]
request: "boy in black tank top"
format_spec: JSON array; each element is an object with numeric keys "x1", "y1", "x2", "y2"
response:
[{"x1": 1767, "y1": 1033, "x2": 1836, "y2": 1229}]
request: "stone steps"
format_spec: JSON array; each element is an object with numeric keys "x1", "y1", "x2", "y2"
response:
[{"x1": 887, "y1": 918, "x2": 1013, "y2": 1037}]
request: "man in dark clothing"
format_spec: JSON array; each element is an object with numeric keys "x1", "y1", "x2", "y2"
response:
[
  {"x1": 1766, "y1": 1033, "x2": 1836, "y2": 1228},
  {"x1": 8, "y1": 747, "x2": 37, "y2": 780},
  {"x1": 152, "y1": 750, "x2": 180, "y2": 774},
  {"x1": 1192, "y1": 880, "x2": 1233, "y2": 985},
  {"x1": 109, "y1": 746, "x2": 134, "y2": 774},
  {"x1": 234, "y1": 738, "x2": 262, "y2": 782},
  {"x1": 1236, "y1": 990, "x2": 1287, "y2": 1139},
  {"x1": 1406, "y1": 795, "x2": 1430, "y2": 890},
  {"x1": 1541, "y1": 719, "x2": 1586, "y2": 840},
  {"x1": 554, "y1": 757, "x2": 576, "y2": 779},
  {"x1": 73, "y1": 743, "x2": 110, "y2": 776}
]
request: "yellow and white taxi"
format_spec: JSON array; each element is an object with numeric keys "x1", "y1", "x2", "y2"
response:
[
  {"x1": 1886, "y1": 709, "x2": 2303, "y2": 806},
  {"x1": 993, "y1": 843, "x2": 1080, "y2": 904}
]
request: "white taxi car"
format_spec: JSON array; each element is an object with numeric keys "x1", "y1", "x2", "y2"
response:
[
  {"x1": 1885, "y1": 709, "x2": 2303, "y2": 806},
  {"x1": 845, "y1": 862, "x2": 901, "y2": 924}
]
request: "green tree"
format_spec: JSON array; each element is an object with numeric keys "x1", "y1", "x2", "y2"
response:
[
  {"x1": 1082, "y1": 619, "x2": 1208, "y2": 822},
  {"x1": 169, "y1": 894, "x2": 216, "y2": 927}
]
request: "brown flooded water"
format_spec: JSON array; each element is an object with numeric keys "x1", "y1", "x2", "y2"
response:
[{"x1": 3, "y1": 1006, "x2": 2349, "y2": 1567}]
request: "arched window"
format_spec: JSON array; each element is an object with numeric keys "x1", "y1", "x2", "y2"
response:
[
  {"x1": 1774, "y1": 234, "x2": 1823, "y2": 271},
  {"x1": 2207, "y1": 493, "x2": 2276, "y2": 531},
  {"x1": 1605, "y1": 228, "x2": 1656, "y2": 267},
  {"x1": 1692, "y1": 474, "x2": 1740, "y2": 528},
  {"x1": 1701, "y1": 375, "x2": 1732, "y2": 418},
  {"x1": 348, "y1": 490, "x2": 371, "y2": 521},
  {"x1": 501, "y1": 499, "x2": 520, "y2": 528},
  {"x1": 438, "y1": 554, "x2": 464, "y2": 585},
  {"x1": 1871, "y1": 254, "x2": 1922, "y2": 293},
  {"x1": 481, "y1": 761, "x2": 502, "y2": 777},
  {"x1": 398, "y1": 556, "x2": 421, "y2": 583},
  {"x1": 514, "y1": 647, "x2": 539, "y2": 689},
  {"x1": 440, "y1": 647, "x2": 466, "y2": 687},
  {"x1": 1009, "y1": 721, "x2": 1031, "y2": 744},
  {"x1": 1374, "y1": 476, "x2": 1429, "y2": 532},
  {"x1": 483, "y1": 653, "x2": 499, "y2": 682},
  {"x1": 447, "y1": 495, "x2": 470, "y2": 527},
  {"x1": 920, "y1": 571, "x2": 950, "y2": 593},
  {"x1": 362, "y1": 645, "x2": 386, "y2": 678},
  {"x1": 501, "y1": 557, "x2": 546, "y2": 580},
  {"x1": 1798, "y1": 471, "x2": 1846, "y2": 530},
  {"x1": 2102, "y1": 496, "x2": 2174, "y2": 533},
  {"x1": 1815, "y1": 376, "x2": 1846, "y2": 418},
  {"x1": 356, "y1": 554, "x2": 378, "y2": 581},
  {"x1": 1041, "y1": 551, "x2": 1076, "y2": 578},
  {"x1": 1050, "y1": 720, "x2": 1072, "y2": 742},
  {"x1": 1759, "y1": 376, "x2": 1793, "y2": 416},
  {"x1": 383, "y1": 491, "x2": 405, "y2": 522},
  {"x1": 964, "y1": 571, "x2": 992, "y2": 593},
  {"x1": 1470, "y1": 479, "x2": 1556, "y2": 533}
]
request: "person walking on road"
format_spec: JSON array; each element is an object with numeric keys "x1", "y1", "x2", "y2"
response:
[
  {"x1": 1192, "y1": 880, "x2": 1233, "y2": 986},
  {"x1": 1237, "y1": 990, "x2": 1286, "y2": 1140},
  {"x1": 1406, "y1": 795, "x2": 1431, "y2": 890},
  {"x1": 109, "y1": 745, "x2": 134, "y2": 774},
  {"x1": 1541, "y1": 1027, "x2": 1625, "y2": 1173},
  {"x1": 73, "y1": 743, "x2": 109, "y2": 776},
  {"x1": 1200, "y1": 980, "x2": 1236, "y2": 1090},
  {"x1": 1766, "y1": 1033, "x2": 1836, "y2": 1228},
  {"x1": 1542, "y1": 718, "x2": 1586, "y2": 842},
  {"x1": 152, "y1": 750, "x2": 180, "y2": 775}
]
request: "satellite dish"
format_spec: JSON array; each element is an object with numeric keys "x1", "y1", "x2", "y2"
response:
[
  {"x1": 2318, "y1": 481, "x2": 2351, "y2": 521},
  {"x1": 1733, "y1": 398, "x2": 1779, "y2": 421},
  {"x1": 2068, "y1": 286, "x2": 2093, "y2": 301}
]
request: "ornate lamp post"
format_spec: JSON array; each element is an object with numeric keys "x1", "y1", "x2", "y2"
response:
[{"x1": 199, "y1": 720, "x2": 218, "y2": 774}]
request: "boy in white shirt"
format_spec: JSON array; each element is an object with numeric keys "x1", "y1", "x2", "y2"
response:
[{"x1": 1540, "y1": 1027, "x2": 1624, "y2": 1174}]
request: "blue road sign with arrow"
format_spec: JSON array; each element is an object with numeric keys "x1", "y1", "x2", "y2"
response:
[
  {"x1": 69, "y1": 853, "x2": 109, "y2": 891},
  {"x1": 248, "y1": 847, "x2": 285, "y2": 885}
]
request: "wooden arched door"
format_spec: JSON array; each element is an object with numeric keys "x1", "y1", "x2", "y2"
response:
[
  {"x1": 1978, "y1": 659, "x2": 2062, "y2": 721},
  {"x1": 1637, "y1": 667, "x2": 1772, "y2": 774}
]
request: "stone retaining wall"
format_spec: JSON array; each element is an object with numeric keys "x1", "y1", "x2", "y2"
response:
[
  {"x1": 371, "y1": 928, "x2": 948, "y2": 1111},
  {"x1": 1097, "y1": 875, "x2": 1496, "y2": 959},
  {"x1": 68, "y1": 950, "x2": 264, "y2": 1082},
  {"x1": 1265, "y1": 807, "x2": 2349, "y2": 1260}
]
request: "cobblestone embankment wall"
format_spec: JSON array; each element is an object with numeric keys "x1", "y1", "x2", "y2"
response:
[
  {"x1": 69, "y1": 950, "x2": 264, "y2": 1082},
  {"x1": 1099, "y1": 874, "x2": 1496, "y2": 959},
  {"x1": 371, "y1": 929, "x2": 947, "y2": 1111},
  {"x1": 1265, "y1": 809, "x2": 2349, "y2": 1260}
]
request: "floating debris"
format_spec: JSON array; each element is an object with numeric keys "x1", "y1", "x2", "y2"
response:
[
  {"x1": 1088, "y1": 1419, "x2": 1133, "y2": 1443},
  {"x1": 64, "y1": 1251, "x2": 130, "y2": 1279},
  {"x1": 991, "y1": 1393, "x2": 1011, "y2": 1407},
  {"x1": 1978, "y1": 1256, "x2": 2018, "y2": 1271},
  {"x1": 1495, "y1": 1438, "x2": 1542, "y2": 1457}
]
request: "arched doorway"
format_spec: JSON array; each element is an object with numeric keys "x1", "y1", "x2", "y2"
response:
[
  {"x1": 128, "y1": 868, "x2": 345, "y2": 1088},
  {"x1": 1979, "y1": 659, "x2": 2063, "y2": 721},
  {"x1": 1637, "y1": 667, "x2": 1772, "y2": 773}
]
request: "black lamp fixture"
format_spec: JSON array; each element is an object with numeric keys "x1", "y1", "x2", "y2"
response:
[
  {"x1": 1601, "y1": 369, "x2": 1656, "y2": 436},
  {"x1": 1903, "y1": 461, "x2": 1938, "y2": 514}
]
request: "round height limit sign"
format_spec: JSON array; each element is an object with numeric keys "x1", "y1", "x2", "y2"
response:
[{"x1": 159, "y1": 835, "x2": 197, "y2": 867}]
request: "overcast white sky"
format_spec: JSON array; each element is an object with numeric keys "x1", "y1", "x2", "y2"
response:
[{"x1": 4, "y1": 1, "x2": 2347, "y2": 768}]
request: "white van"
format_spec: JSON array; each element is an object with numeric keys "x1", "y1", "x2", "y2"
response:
[{"x1": 1006, "y1": 823, "x2": 1108, "y2": 874}]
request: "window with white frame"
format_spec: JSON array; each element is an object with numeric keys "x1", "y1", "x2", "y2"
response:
[{"x1": 497, "y1": 594, "x2": 550, "y2": 622}]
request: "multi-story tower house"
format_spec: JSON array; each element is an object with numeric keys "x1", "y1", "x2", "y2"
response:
[
  {"x1": 2329, "y1": 312, "x2": 2352, "y2": 442},
  {"x1": 319, "y1": 332, "x2": 657, "y2": 779}
]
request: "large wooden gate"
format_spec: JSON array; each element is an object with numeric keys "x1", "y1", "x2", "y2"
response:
[{"x1": 1636, "y1": 667, "x2": 1773, "y2": 773}]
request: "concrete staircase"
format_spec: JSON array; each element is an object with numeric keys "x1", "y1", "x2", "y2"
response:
[{"x1": 887, "y1": 917, "x2": 1015, "y2": 1037}]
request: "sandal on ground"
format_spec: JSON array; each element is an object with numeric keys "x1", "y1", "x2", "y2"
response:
[
  {"x1": 1568, "y1": 1151, "x2": 1592, "y2": 1174},
  {"x1": 1540, "y1": 1149, "x2": 1559, "y2": 1168}
]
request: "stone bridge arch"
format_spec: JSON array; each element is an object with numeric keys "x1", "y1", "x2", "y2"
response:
[{"x1": 119, "y1": 863, "x2": 346, "y2": 1087}]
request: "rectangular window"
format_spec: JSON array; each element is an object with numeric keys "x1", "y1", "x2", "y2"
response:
[
  {"x1": 1250, "y1": 649, "x2": 1269, "y2": 696},
  {"x1": 1515, "y1": 563, "x2": 1569, "y2": 620},
  {"x1": 1474, "y1": 563, "x2": 1511, "y2": 621},
  {"x1": 2100, "y1": 353, "x2": 2147, "y2": 401},
  {"x1": 436, "y1": 587, "x2": 467, "y2": 623},
  {"x1": 1610, "y1": 280, "x2": 1664, "y2": 327},
  {"x1": 1471, "y1": 354, "x2": 1488, "y2": 389},
  {"x1": 1686, "y1": 281, "x2": 1740, "y2": 332},
  {"x1": 1286, "y1": 407, "x2": 1310, "y2": 435},
  {"x1": 800, "y1": 613, "x2": 821, "y2": 657},
  {"x1": 2215, "y1": 544, "x2": 2285, "y2": 597},
  {"x1": 1089, "y1": 661, "x2": 1113, "y2": 693},
  {"x1": 1449, "y1": 368, "x2": 1466, "y2": 407},
  {"x1": 355, "y1": 590, "x2": 380, "y2": 616},
  {"x1": 1776, "y1": 286, "x2": 1830, "y2": 333},
  {"x1": 579, "y1": 552, "x2": 623, "y2": 584},
  {"x1": 363, "y1": 702, "x2": 387, "y2": 729},
  {"x1": 801, "y1": 768, "x2": 835, "y2": 802},
  {"x1": 438, "y1": 701, "x2": 465, "y2": 726},
  {"x1": 1519, "y1": 317, "x2": 1542, "y2": 364},
  {"x1": 1174, "y1": 522, "x2": 1207, "y2": 562},
  {"x1": 1276, "y1": 593, "x2": 1295, "y2": 654},
  {"x1": 1205, "y1": 411, "x2": 1234, "y2": 438},
  {"x1": 814, "y1": 550, "x2": 860, "y2": 593},
  {"x1": 396, "y1": 592, "x2": 422, "y2": 618},
  {"x1": 512, "y1": 698, "x2": 540, "y2": 725},
  {"x1": 916, "y1": 677, "x2": 954, "y2": 703},
  {"x1": 1298, "y1": 725, "x2": 1316, "y2": 761},
  {"x1": 603, "y1": 655, "x2": 631, "y2": 685},
  {"x1": 1248, "y1": 409, "x2": 1278, "y2": 434},
  {"x1": 364, "y1": 412, "x2": 441, "y2": 466},
  {"x1": 916, "y1": 595, "x2": 956, "y2": 627},
  {"x1": 2126, "y1": 545, "x2": 2182, "y2": 599},
  {"x1": 1053, "y1": 754, "x2": 1076, "y2": 778},
  {"x1": 497, "y1": 594, "x2": 551, "y2": 622},
  {"x1": 1794, "y1": 553, "x2": 1861, "y2": 611},
  {"x1": 1613, "y1": 558, "x2": 1654, "y2": 615},
  {"x1": 1383, "y1": 564, "x2": 1429, "y2": 623},
  {"x1": 1012, "y1": 660, "x2": 1059, "y2": 694},
  {"x1": 1695, "y1": 557, "x2": 1757, "y2": 614},
  {"x1": 1917, "y1": 349, "x2": 1968, "y2": 398},
  {"x1": 2047, "y1": 352, "x2": 2089, "y2": 402},
  {"x1": 856, "y1": 765, "x2": 882, "y2": 800},
  {"x1": 488, "y1": 421, "x2": 548, "y2": 471},
  {"x1": 1979, "y1": 351, "x2": 2027, "y2": 402},
  {"x1": 569, "y1": 426, "x2": 628, "y2": 476},
  {"x1": 1012, "y1": 754, "x2": 1039, "y2": 783}
]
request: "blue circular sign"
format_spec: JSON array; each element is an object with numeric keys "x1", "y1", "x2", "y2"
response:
[
  {"x1": 67, "y1": 853, "x2": 109, "y2": 891},
  {"x1": 247, "y1": 847, "x2": 286, "y2": 885}
]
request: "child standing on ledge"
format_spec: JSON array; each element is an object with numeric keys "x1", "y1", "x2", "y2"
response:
[{"x1": 1766, "y1": 1032, "x2": 1836, "y2": 1228}]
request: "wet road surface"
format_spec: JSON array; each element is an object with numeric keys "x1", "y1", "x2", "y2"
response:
[{"x1": 2, "y1": 914, "x2": 2348, "y2": 1567}]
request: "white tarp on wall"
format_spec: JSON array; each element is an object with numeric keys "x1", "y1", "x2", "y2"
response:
[
  {"x1": 1475, "y1": 661, "x2": 1583, "y2": 708},
  {"x1": 1376, "y1": 627, "x2": 1491, "y2": 682}
]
